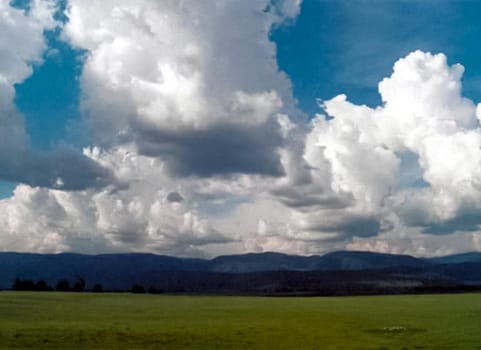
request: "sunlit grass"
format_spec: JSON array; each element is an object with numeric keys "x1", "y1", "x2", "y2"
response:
[{"x1": 0, "y1": 292, "x2": 480, "y2": 349}]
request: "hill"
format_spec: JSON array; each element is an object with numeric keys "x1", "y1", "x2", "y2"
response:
[{"x1": 1, "y1": 250, "x2": 481, "y2": 294}]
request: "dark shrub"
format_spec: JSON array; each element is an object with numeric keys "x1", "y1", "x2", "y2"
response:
[
  {"x1": 131, "y1": 284, "x2": 146, "y2": 294},
  {"x1": 72, "y1": 277, "x2": 86, "y2": 292},
  {"x1": 35, "y1": 280, "x2": 51, "y2": 291},
  {"x1": 56, "y1": 279, "x2": 70, "y2": 292},
  {"x1": 92, "y1": 283, "x2": 103, "y2": 293}
]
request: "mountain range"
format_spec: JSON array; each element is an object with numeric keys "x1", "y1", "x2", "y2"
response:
[{"x1": 1, "y1": 250, "x2": 481, "y2": 295}]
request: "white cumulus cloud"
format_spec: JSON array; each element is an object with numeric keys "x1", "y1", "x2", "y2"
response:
[
  {"x1": 63, "y1": 0, "x2": 303, "y2": 177},
  {"x1": 283, "y1": 51, "x2": 481, "y2": 250}
]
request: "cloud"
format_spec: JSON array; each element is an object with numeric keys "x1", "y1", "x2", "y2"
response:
[
  {"x1": 284, "y1": 51, "x2": 481, "y2": 242},
  {"x1": 0, "y1": 0, "x2": 57, "y2": 154},
  {"x1": 0, "y1": 147, "x2": 117, "y2": 190},
  {"x1": 0, "y1": 0, "x2": 57, "y2": 86},
  {"x1": 135, "y1": 121, "x2": 285, "y2": 177},
  {"x1": 2, "y1": 0, "x2": 481, "y2": 257},
  {"x1": 63, "y1": 0, "x2": 303, "y2": 177},
  {"x1": 0, "y1": 0, "x2": 115, "y2": 190},
  {"x1": 0, "y1": 0, "x2": 304, "y2": 257},
  {"x1": 0, "y1": 184, "x2": 70, "y2": 253},
  {"x1": 166, "y1": 192, "x2": 183, "y2": 203},
  {"x1": 0, "y1": 147, "x2": 235, "y2": 256}
]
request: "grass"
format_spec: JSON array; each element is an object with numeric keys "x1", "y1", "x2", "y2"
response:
[{"x1": 0, "y1": 292, "x2": 480, "y2": 349}]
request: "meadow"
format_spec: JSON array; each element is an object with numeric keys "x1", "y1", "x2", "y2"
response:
[{"x1": 0, "y1": 292, "x2": 480, "y2": 349}]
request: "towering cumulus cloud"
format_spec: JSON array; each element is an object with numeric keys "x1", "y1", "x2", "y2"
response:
[
  {"x1": 0, "y1": 0, "x2": 303, "y2": 254},
  {"x1": 64, "y1": 0, "x2": 302, "y2": 176},
  {"x1": 291, "y1": 51, "x2": 481, "y2": 255}
]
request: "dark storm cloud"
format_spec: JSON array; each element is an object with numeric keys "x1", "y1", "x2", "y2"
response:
[
  {"x1": 422, "y1": 211, "x2": 481, "y2": 235},
  {"x1": 166, "y1": 191, "x2": 184, "y2": 203},
  {"x1": 134, "y1": 120, "x2": 285, "y2": 177},
  {"x1": 338, "y1": 217, "x2": 381, "y2": 238},
  {"x1": 0, "y1": 148, "x2": 116, "y2": 190},
  {"x1": 272, "y1": 187, "x2": 352, "y2": 210},
  {"x1": 301, "y1": 215, "x2": 382, "y2": 240}
]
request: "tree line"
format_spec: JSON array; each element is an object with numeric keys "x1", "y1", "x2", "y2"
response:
[
  {"x1": 12, "y1": 278, "x2": 103, "y2": 292},
  {"x1": 11, "y1": 278, "x2": 164, "y2": 294}
]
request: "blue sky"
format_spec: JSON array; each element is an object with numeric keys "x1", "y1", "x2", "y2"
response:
[
  {"x1": 15, "y1": 29, "x2": 83, "y2": 150},
  {"x1": 272, "y1": 0, "x2": 481, "y2": 113},
  {"x1": 3, "y1": 0, "x2": 481, "y2": 256}
]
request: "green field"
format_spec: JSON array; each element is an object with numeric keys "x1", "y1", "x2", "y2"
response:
[{"x1": 0, "y1": 292, "x2": 480, "y2": 349}]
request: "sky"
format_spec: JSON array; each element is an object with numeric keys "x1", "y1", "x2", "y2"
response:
[{"x1": 2, "y1": 0, "x2": 481, "y2": 257}]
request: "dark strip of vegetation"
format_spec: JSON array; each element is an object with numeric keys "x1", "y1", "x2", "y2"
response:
[
  {"x1": 11, "y1": 278, "x2": 166, "y2": 294},
  {"x1": 9, "y1": 275, "x2": 481, "y2": 296},
  {"x1": 12, "y1": 278, "x2": 97, "y2": 292}
]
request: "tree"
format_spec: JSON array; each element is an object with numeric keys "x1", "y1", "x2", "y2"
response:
[
  {"x1": 92, "y1": 283, "x2": 103, "y2": 293},
  {"x1": 56, "y1": 279, "x2": 70, "y2": 292},
  {"x1": 35, "y1": 280, "x2": 50, "y2": 291},
  {"x1": 72, "y1": 277, "x2": 86, "y2": 292},
  {"x1": 148, "y1": 285, "x2": 163, "y2": 294},
  {"x1": 12, "y1": 278, "x2": 23, "y2": 291},
  {"x1": 131, "y1": 284, "x2": 146, "y2": 294},
  {"x1": 13, "y1": 278, "x2": 51, "y2": 291},
  {"x1": 22, "y1": 279, "x2": 35, "y2": 291}
]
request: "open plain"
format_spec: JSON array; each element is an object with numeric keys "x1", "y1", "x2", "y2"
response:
[{"x1": 0, "y1": 292, "x2": 480, "y2": 349}]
